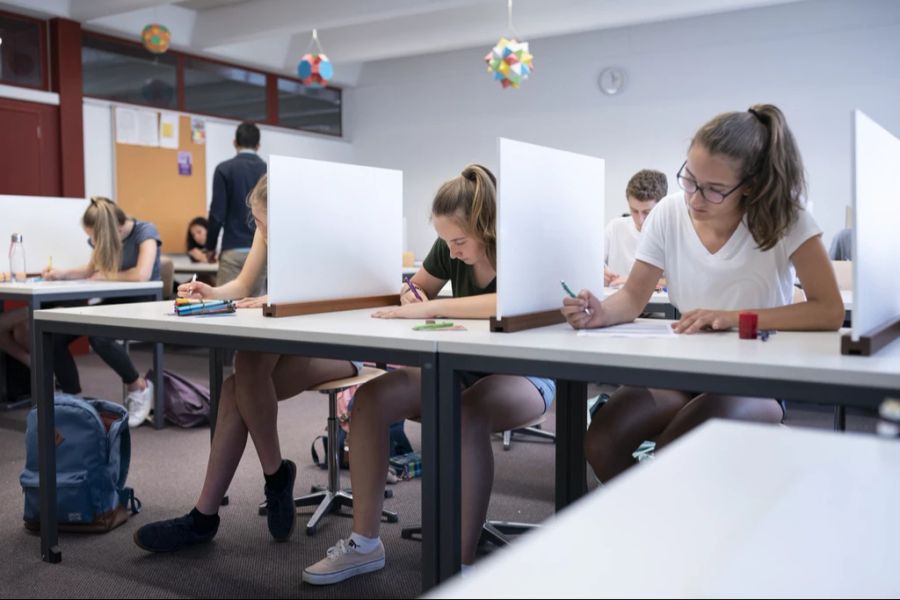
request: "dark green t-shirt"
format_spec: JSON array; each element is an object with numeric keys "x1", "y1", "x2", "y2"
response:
[{"x1": 422, "y1": 238, "x2": 496, "y2": 298}]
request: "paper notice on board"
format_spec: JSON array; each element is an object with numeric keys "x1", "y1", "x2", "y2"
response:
[
  {"x1": 191, "y1": 117, "x2": 206, "y2": 144},
  {"x1": 114, "y1": 107, "x2": 138, "y2": 145},
  {"x1": 136, "y1": 110, "x2": 159, "y2": 147},
  {"x1": 159, "y1": 113, "x2": 179, "y2": 149}
]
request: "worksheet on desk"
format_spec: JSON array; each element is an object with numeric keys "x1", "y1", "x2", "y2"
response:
[{"x1": 577, "y1": 320, "x2": 676, "y2": 338}]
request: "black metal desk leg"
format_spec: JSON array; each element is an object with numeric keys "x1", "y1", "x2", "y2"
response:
[
  {"x1": 555, "y1": 380, "x2": 588, "y2": 512},
  {"x1": 35, "y1": 325, "x2": 61, "y2": 563}
]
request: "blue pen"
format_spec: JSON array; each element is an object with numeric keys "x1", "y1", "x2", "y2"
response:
[{"x1": 404, "y1": 275, "x2": 423, "y2": 302}]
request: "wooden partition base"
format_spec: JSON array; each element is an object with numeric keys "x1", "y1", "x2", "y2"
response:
[
  {"x1": 490, "y1": 309, "x2": 566, "y2": 333},
  {"x1": 264, "y1": 294, "x2": 400, "y2": 318},
  {"x1": 841, "y1": 317, "x2": 900, "y2": 356}
]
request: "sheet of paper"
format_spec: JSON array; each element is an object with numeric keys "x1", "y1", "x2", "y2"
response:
[
  {"x1": 114, "y1": 107, "x2": 138, "y2": 145},
  {"x1": 136, "y1": 109, "x2": 159, "y2": 147},
  {"x1": 577, "y1": 320, "x2": 676, "y2": 338},
  {"x1": 159, "y1": 112, "x2": 179, "y2": 149}
]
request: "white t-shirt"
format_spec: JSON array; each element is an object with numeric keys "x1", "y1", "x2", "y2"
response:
[
  {"x1": 634, "y1": 192, "x2": 821, "y2": 312},
  {"x1": 604, "y1": 216, "x2": 641, "y2": 276}
]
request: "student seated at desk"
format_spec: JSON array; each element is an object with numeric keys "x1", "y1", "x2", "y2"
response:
[
  {"x1": 186, "y1": 216, "x2": 213, "y2": 263},
  {"x1": 562, "y1": 104, "x2": 844, "y2": 482},
  {"x1": 605, "y1": 169, "x2": 667, "y2": 286},
  {"x1": 303, "y1": 165, "x2": 556, "y2": 585},
  {"x1": 42, "y1": 197, "x2": 161, "y2": 424},
  {"x1": 133, "y1": 175, "x2": 360, "y2": 553}
]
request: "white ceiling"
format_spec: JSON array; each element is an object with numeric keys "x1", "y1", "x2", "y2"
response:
[{"x1": 1, "y1": 0, "x2": 804, "y2": 85}]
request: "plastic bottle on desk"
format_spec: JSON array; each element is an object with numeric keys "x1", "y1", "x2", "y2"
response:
[{"x1": 8, "y1": 233, "x2": 26, "y2": 282}]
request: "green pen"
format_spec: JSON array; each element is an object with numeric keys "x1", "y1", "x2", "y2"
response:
[
  {"x1": 413, "y1": 321, "x2": 455, "y2": 331},
  {"x1": 561, "y1": 280, "x2": 592, "y2": 315}
]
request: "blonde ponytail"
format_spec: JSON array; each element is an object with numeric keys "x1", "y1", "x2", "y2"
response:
[{"x1": 83, "y1": 196, "x2": 127, "y2": 278}]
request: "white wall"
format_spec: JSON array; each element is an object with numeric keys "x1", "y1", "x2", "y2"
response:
[
  {"x1": 347, "y1": 0, "x2": 900, "y2": 259},
  {"x1": 205, "y1": 120, "x2": 353, "y2": 209},
  {"x1": 83, "y1": 101, "x2": 115, "y2": 199},
  {"x1": 82, "y1": 99, "x2": 354, "y2": 209}
]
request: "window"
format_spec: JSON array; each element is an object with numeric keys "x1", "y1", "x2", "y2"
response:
[
  {"x1": 277, "y1": 77, "x2": 341, "y2": 137},
  {"x1": 183, "y1": 58, "x2": 266, "y2": 121},
  {"x1": 82, "y1": 35, "x2": 177, "y2": 108},
  {"x1": 0, "y1": 13, "x2": 45, "y2": 89}
]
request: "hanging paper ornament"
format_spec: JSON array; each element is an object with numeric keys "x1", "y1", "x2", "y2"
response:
[
  {"x1": 141, "y1": 23, "x2": 171, "y2": 54},
  {"x1": 485, "y1": 37, "x2": 533, "y2": 89},
  {"x1": 298, "y1": 53, "x2": 333, "y2": 87},
  {"x1": 297, "y1": 29, "x2": 333, "y2": 87}
]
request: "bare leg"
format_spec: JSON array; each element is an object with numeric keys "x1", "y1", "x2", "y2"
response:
[
  {"x1": 195, "y1": 352, "x2": 356, "y2": 513},
  {"x1": 349, "y1": 368, "x2": 423, "y2": 538},
  {"x1": 584, "y1": 386, "x2": 691, "y2": 483},
  {"x1": 458, "y1": 375, "x2": 545, "y2": 565},
  {"x1": 655, "y1": 394, "x2": 783, "y2": 450},
  {"x1": 0, "y1": 308, "x2": 30, "y2": 366}
]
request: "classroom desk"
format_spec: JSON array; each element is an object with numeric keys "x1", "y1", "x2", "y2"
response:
[
  {"x1": 431, "y1": 319, "x2": 900, "y2": 582},
  {"x1": 0, "y1": 281, "x2": 164, "y2": 420},
  {"x1": 428, "y1": 420, "x2": 900, "y2": 598},
  {"x1": 165, "y1": 253, "x2": 219, "y2": 275},
  {"x1": 31, "y1": 301, "x2": 451, "y2": 590}
]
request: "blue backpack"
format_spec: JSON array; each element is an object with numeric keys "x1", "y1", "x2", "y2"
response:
[{"x1": 20, "y1": 394, "x2": 141, "y2": 532}]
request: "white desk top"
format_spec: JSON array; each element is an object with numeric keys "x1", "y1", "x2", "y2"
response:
[
  {"x1": 34, "y1": 301, "x2": 476, "y2": 353},
  {"x1": 164, "y1": 254, "x2": 218, "y2": 274},
  {"x1": 438, "y1": 319, "x2": 900, "y2": 391},
  {"x1": 430, "y1": 420, "x2": 900, "y2": 598},
  {"x1": 0, "y1": 280, "x2": 162, "y2": 297}
]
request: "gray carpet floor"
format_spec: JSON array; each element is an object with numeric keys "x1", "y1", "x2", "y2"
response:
[{"x1": 0, "y1": 345, "x2": 877, "y2": 598}]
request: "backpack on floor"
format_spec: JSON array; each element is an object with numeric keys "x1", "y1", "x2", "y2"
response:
[
  {"x1": 146, "y1": 368, "x2": 210, "y2": 428},
  {"x1": 20, "y1": 393, "x2": 141, "y2": 532},
  {"x1": 310, "y1": 385, "x2": 413, "y2": 470}
]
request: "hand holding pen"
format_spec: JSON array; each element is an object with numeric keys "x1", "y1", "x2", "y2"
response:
[
  {"x1": 401, "y1": 275, "x2": 427, "y2": 305},
  {"x1": 177, "y1": 274, "x2": 213, "y2": 299}
]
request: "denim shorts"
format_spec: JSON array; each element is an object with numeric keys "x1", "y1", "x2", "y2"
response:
[{"x1": 458, "y1": 372, "x2": 555, "y2": 414}]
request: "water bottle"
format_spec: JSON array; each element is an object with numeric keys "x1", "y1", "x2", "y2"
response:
[
  {"x1": 9, "y1": 233, "x2": 26, "y2": 282},
  {"x1": 877, "y1": 398, "x2": 900, "y2": 438}
]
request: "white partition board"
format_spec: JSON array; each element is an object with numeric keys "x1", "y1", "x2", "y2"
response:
[
  {"x1": 0, "y1": 195, "x2": 91, "y2": 272},
  {"x1": 267, "y1": 155, "x2": 402, "y2": 304},
  {"x1": 852, "y1": 111, "x2": 900, "y2": 340},
  {"x1": 496, "y1": 138, "x2": 604, "y2": 319}
]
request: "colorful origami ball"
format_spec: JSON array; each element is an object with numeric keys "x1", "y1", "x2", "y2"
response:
[
  {"x1": 484, "y1": 37, "x2": 533, "y2": 89},
  {"x1": 142, "y1": 24, "x2": 171, "y2": 54},
  {"x1": 297, "y1": 53, "x2": 334, "y2": 87}
]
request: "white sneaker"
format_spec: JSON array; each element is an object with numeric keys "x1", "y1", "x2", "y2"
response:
[
  {"x1": 126, "y1": 381, "x2": 154, "y2": 428},
  {"x1": 303, "y1": 539, "x2": 385, "y2": 586}
]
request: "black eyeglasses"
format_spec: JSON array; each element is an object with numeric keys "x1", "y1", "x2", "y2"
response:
[{"x1": 676, "y1": 161, "x2": 748, "y2": 205}]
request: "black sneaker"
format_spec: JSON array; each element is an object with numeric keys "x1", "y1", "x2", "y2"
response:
[
  {"x1": 133, "y1": 513, "x2": 218, "y2": 553},
  {"x1": 264, "y1": 459, "x2": 297, "y2": 541}
]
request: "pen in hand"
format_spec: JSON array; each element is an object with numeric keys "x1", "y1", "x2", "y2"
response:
[
  {"x1": 561, "y1": 280, "x2": 592, "y2": 316},
  {"x1": 404, "y1": 275, "x2": 423, "y2": 302}
]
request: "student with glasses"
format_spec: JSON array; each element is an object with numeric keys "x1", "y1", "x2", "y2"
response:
[{"x1": 562, "y1": 104, "x2": 844, "y2": 482}]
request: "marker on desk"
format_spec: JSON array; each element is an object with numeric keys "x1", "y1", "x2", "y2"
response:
[
  {"x1": 404, "y1": 275, "x2": 423, "y2": 302},
  {"x1": 413, "y1": 321, "x2": 454, "y2": 331}
]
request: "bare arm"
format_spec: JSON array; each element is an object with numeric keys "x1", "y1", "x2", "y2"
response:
[
  {"x1": 178, "y1": 230, "x2": 266, "y2": 300},
  {"x1": 374, "y1": 293, "x2": 496, "y2": 320},
  {"x1": 562, "y1": 260, "x2": 662, "y2": 329}
]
